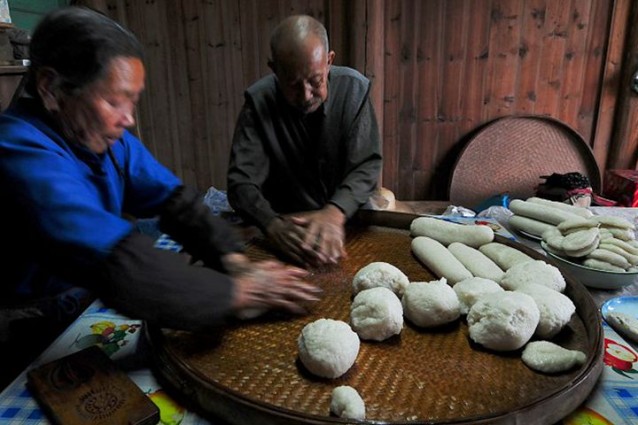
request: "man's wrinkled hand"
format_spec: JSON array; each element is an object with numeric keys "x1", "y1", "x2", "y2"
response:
[
  {"x1": 290, "y1": 204, "x2": 346, "y2": 265},
  {"x1": 265, "y1": 216, "x2": 322, "y2": 266}
]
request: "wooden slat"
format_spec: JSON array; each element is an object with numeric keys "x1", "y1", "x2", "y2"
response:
[
  {"x1": 327, "y1": 0, "x2": 348, "y2": 66},
  {"x1": 438, "y1": 0, "x2": 468, "y2": 131},
  {"x1": 129, "y1": 0, "x2": 182, "y2": 178},
  {"x1": 0, "y1": 73, "x2": 23, "y2": 112},
  {"x1": 414, "y1": 0, "x2": 444, "y2": 200},
  {"x1": 516, "y1": 0, "x2": 546, "y2": 115},
  {"x1": 431, "y1": 0, "x2": 469, "y2": 199},
  {"x1": 397, "y1": 0, "x2": 419, "y2": 199},
  {"x1": 594, "y1": 0, "x2": 633, "y2": 171},
  {"x1": 606, "y1": 0, "x2": 638, "y2": 170},
  {"x1": 558, "y1": 0, "x2": 593, "y2": 133},
  {"x1": 343, "y1": 0, "x2": 385, "y2": 186},
  {"x1": 237, "y1": 1, "x2": 264, "y2": 92},
  {"x1": 381, "y1": 0, "x2": 402, "y2": 196},
  {"x1": 484, "y1": 0, "x2": 524, "y2": 120},
  {"x1": 182, "y1": 0, "x2": 212, "y2": 189},
  {"x1": 200, "y1": 1, "x2": 239, "y2": 190},
  {"x1": 579, "y1": 0, "x2": 614, "y2": 148},
  {"x1": 534, "y1": 0, "x2": 571, "y2": 117},
  {"x1": 366, "y1": 0, "x2": 386, "y2": 188},
  {"x1": 460, "y1": 0, "x2": 492, "y2": 128},
  {"x1": 163, "y1": 0, "x2": 196, "y2": 187}
]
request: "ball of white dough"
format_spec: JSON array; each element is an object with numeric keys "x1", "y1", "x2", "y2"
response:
[
  {"x1": 350, "y1": 287, "x2": 403, "y2": 341},
  {"x1": 453, "y1": 277, "x2": 505, "y2": 315},
  {"x1": 515, "y1": 283, "x2": 575, "y2": 339},
  {"x1": 352, "y1": 262, "x2": 410, "y2": 296},
  {"x1": 330, "y1": 385, "x2": 365, "y2": 420},
  {"x1": 401, "y1": 279, "x2": 460, "y2": 328},
  {"x1": 298, "y1": 319, "x2": 360, "y2": 379},
  {"x1": 500, "y1": 260, "x2": 566, "y2": 293},
  {"x1": 467, "y1": 291, "x2": 540, "y2": 351},
  {"x1": 522, "y1": 341, "x2": 586, "y2": 373}
]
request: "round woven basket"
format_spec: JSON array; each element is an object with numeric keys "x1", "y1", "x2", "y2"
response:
[
  {"x1": 147, "y1": 212, "x2": 603, "y2": 425},
  {"x1": 448, "y1": 115, "x2": 602, "y2": 209}
]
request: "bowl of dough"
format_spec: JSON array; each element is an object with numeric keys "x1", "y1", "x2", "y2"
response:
[
  {"x1": 542, "y1": 244, "x2": 638, "y2": 290},
  {"x1": 539, "y1": 213, "x2": 638, "y2": 289}
]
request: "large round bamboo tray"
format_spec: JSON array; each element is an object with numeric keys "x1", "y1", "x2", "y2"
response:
[{"x1": 146, "y1": 211, "x2": 603, "y2": 425}]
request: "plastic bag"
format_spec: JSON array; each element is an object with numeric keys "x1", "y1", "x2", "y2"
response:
[
  {"x1": 202, "y1": 187, "x2": 232, "y2": 216},
  {"x1": 442, "y1": 205, "x2": 476, "y2": 218}
]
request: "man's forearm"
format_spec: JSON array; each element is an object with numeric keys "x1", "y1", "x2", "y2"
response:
[
  {"x1": 228, "y1": 184, "x2": 279, "y2": 232},
  {"x1": 98, "y1": 232, "x2": 235, "y2": 332}
]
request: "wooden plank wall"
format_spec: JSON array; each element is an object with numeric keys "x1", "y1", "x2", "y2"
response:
[
  {"x1": 370, "y1": 0, "x2": 622, "y2": 200},
  {"x1": 93, "y1": 0, "x2": 339, "y2": 193},
  {"x1": 80, "y1": 0, "x2": 636, "y2": 201}
]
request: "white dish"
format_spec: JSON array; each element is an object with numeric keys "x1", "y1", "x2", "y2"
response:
[
  {"x1": 601, "y1": 297, "x2": 638, "y2": 343},
  {"x1": 601, "y1": 296, "x2": 638, "y2": 320},
  {"x1": 541, "y1": 242, "x2": 638, "y2": 290}
]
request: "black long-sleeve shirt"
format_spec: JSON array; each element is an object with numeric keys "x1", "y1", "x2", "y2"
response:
[
  {"x1": 227, "y1": 66, "x2": 383, "y2": 232},
  {"x1": 101, "y1": 185, "x2": 244, "y2": 332}
]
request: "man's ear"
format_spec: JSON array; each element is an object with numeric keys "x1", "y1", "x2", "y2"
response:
[
  {"x1": 36, "y1": 67, "x2": 62, "y2": 112},
  {"x1": 327, "y1": 50, "x2": 335, "y2": 66}
]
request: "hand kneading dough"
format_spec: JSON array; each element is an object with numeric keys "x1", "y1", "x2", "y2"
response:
[
  {"x1": 467, "y1": 291, "x2": 540, "y2": 351},
  {"x1": 352, "y1": 262, "x2": 410, "y2": 296},
  {"x1": 448, "y1": 242, "x2": 504, "y2": 282},
  {"x1": 298, "y1": 319, "x2": 360, "y2": 379},
  {"x1": 521, "y1": 341, "x2": 586, "y2": 373},
  {"x1": 330, "y1": 386, "x2": 365, "y2": 420},
  {"x1": 410, "y1": 216, "x2": 494, "y2": 247},
  {"x1": 499, "y1": 260, "x2": 566, "y2": 293},
  {"x1": 453, "y1": 277, "x2": 505, "y2": 315},
  {"x1": 401, "y1": 279, "x2": 460, "y2": 327},
  {"x1": 412, "y1": 237, "x2": 473, "y2": 284},
  {"x1": 350, "y1": 287, "x2": 403, "y2": 341},
  {"x1": 515, "y1": 283, "x2": 575, "y2": 338}
]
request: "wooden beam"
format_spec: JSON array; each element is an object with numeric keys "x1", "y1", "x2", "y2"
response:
[
  {"x1": 592, "y1": 0, "x2": 631, "y2": 171},
  {"x1": 606, "y1": 0, "x2": 638, "y2": 170}
]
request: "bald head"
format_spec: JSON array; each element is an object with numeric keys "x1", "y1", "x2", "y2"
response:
[
  {"x1": 268, "y1": 15, "x2": 335, "y2": 114},
  {"x1": 270, "y1": 15, "x2": 329, "y2": 65}
]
